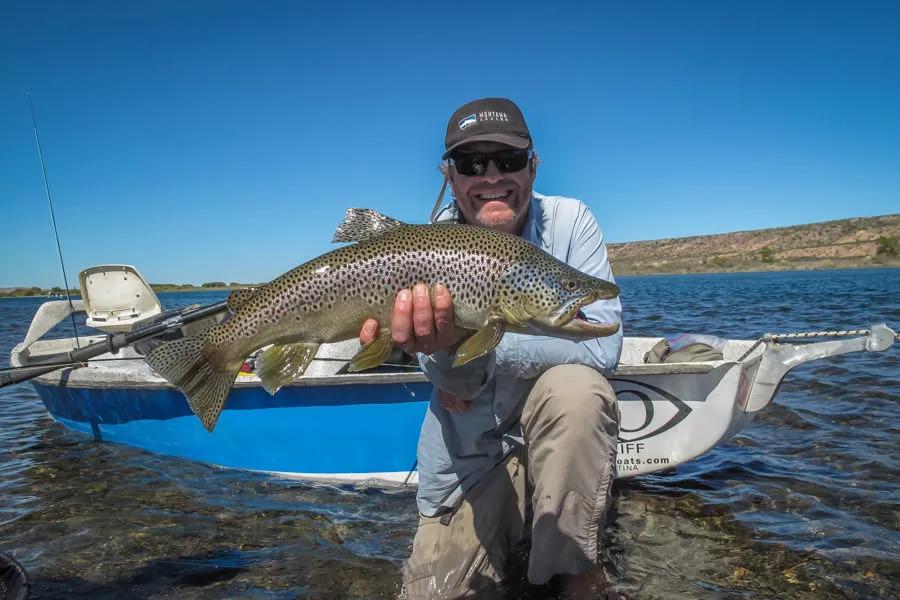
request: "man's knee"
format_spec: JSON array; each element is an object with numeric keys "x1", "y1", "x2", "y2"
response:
[{"x1": 523, "y1": 364, "x2": 618, "y2": 432}]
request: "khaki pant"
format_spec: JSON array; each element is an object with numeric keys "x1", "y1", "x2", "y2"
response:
[{"x1": 402, "y1": 364, "x2": 620, "y2": 599}]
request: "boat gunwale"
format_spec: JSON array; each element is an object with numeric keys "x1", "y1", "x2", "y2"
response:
[{"x1": 27, "y1": 360, "x2": 727, "y2": 390}]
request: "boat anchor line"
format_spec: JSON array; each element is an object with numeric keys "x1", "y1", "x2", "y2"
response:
[{"x1": 737, "y1": 323, "x2": 899, "y2": 362}]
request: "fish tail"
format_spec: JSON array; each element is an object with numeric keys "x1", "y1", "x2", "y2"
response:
[{"x1": 146, "y1": 333, "x2": 238, "y2": 432}]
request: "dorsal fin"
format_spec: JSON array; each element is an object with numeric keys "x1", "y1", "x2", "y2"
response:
[
  {"x1": 226, "y1": 287, "x2": 258, "y2": 313},
  {"x1": 331, "y1": 208, "x2": 406, "y2": 243}
]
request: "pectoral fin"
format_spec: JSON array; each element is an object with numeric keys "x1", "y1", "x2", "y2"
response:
[
  {"x1": 256, "y1": 342, "x2": 320, "y2": 395},
  {"x1": 348, "y1": 330, "x2": 394, "y2": 372},
  {"x1": 452, "y1": 317, "x2": 507, "y2": 367}
]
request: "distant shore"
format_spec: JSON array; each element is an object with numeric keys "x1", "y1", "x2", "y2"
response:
[
  {"x1": 5, "y1": 263, "x2": 900, "y2": 298},
  {"x1": 615, "y1": 262, "x2": 900, "y2": 278},
  {"x1": 4, "y1": 214, "x2": 897, "y2": 293},
  {"x1": 609, "y1": 214, "x2": 899, "y2": 276},
  {"x1": 613, "y1": 257, "x2": 900, "y2": 276},
  {"x1": 0, "y1": 284, "x2": 252, "y2": 298}
]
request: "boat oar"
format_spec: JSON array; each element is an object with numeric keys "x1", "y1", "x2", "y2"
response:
[{"x1": 0, "y1": 301, "x2": 229, "y2": 389}]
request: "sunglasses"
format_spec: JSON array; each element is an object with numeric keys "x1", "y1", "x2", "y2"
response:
[{"x1": 450, "y1": 148, "x2": 532, "y2": 176}]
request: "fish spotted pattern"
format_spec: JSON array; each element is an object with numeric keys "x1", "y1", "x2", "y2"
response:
[{"x1": 146, "y1": 209, "x2": 620, "y2": 431}]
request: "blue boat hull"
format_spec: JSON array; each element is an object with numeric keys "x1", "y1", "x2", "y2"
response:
[{"x1": 33, "y1": 380, "x2": 432, "y2": 479}]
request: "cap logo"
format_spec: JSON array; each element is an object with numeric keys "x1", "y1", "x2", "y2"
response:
[
  {"x1": 458, "y1": 114, "x2": 477, "y2": 130},
  {"x1": 478, "y1": 111, "x2": 509, "y2": 122}
]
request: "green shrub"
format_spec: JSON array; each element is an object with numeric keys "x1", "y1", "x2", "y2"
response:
[{"x1": 876, "y1": 236, "x2": 899, "y2": 257}]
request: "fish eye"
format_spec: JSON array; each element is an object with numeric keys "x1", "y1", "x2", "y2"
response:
[{"x1": 563, "y1": 279, "x2": 578, "y2": 291}]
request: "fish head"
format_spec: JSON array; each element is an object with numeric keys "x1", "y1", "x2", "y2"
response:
[{"x1": 497, "y1": 254, "x2": 620, "y2": 339}]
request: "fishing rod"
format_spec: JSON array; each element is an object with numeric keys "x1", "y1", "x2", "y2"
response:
[
  {"x1": 26, "y1": 93, "x2": 81, "y2": 348},
  {"x1": 0, "y1": 299, "x2": 423, "y2": 387},
  {"x1": 0, "y1": 355, "x2": 423, "y2": 375},
  {"x1": 0, "y1": 301, "x2": 229, "y2": 388}
]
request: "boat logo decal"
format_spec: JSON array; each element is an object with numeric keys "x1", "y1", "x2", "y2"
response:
[{"x1": 611, "y1": 378, "x2": 692, "y2": 443}]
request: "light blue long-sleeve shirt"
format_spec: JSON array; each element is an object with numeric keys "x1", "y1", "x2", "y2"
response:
[{"x1": 415, "y1": 193, "x2": 623, "y2": 516}]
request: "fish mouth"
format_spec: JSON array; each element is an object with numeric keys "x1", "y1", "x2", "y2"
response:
[
  {"x1": 561, "y1": 309, "x2": 620, "y2": 337},
  {"x1": 535, "y1": 298, "x2": 620, "y2": 339}
]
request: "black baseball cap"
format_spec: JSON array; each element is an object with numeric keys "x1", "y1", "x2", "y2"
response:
[{"x1": 443, "y1": 98, "x2": 532, "y2": 159}]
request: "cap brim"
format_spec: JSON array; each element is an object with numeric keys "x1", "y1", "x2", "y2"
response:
[{"x1": 442, "y1": 133, "x2": 531, "y2": 159}]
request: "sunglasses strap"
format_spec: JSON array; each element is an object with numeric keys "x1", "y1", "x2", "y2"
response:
[{"x1": 430, "y1": 173, "x2": 449, "y2": 223}]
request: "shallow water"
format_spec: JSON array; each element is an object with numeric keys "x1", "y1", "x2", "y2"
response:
[{"x1": 1, "y1": 269, "x2": 898, "y2": 599}]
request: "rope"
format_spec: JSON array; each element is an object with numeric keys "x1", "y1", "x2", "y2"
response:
[
  {"x1": 762, "y1": 328, "x2": 872, "y2": 342},
  {"x1": 737, "y1": 326, "x2": 899, "y2": 362},
  {"x1": 736, "y1": 340, "x2": 765, "y2": 363}
]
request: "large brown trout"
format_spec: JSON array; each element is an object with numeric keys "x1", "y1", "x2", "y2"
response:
[{"x1": 146, "y1": 209, "x2": 620, "y2": 431}]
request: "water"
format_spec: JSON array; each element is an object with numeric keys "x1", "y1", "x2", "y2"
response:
[{"x1": 1, "y1": 270, "x2": 898, "y2": 599}]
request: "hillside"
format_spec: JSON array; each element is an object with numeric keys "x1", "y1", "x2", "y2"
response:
[
  {"x1": 608, "y1": 215, "x2": 900, "y2": 275},
  {"x1": 5, "y1": 216, "x2": 899, "y2": 294}
]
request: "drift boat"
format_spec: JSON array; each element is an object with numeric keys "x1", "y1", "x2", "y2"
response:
[{"x1": 8, "y1": 265, "x2": 897, "y2": 484}]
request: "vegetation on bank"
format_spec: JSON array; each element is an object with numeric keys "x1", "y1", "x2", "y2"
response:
[
  {"x1": 148, "y1": 282, "x2": 257, "y2": 293},
  {"x1": 0, "y1": 287, "x2": 80, "y2": 298},
  {"x1": 0, "y1": 283, "x2": 257, "y2": 298}
]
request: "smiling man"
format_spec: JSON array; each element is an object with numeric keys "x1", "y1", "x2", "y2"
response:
[{"x1": 360, "y1": 98, "x2": 623, "y2": 599}]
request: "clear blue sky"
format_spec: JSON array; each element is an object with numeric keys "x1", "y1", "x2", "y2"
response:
[{"x1": 2, "y1": 0, "x2": 898, "y2": 287}]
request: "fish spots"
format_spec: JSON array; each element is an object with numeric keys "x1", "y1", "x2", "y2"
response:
[{"x1": 207, "y1": 221, "x2": 616, "y2": 360}]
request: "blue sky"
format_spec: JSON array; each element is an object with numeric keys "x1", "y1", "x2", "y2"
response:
[{"x1": 2, "y1": 0, "x2": 898, "y2": 287}]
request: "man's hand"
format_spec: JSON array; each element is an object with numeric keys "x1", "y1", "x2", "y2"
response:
[
  {"x1": 359, "y1": 283, "x2": 470, "y2": 412},
  {"x1": 359, "y1": 282, "x2": 463, "y2": 355}
]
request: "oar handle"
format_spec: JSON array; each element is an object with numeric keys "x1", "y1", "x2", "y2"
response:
[{"x1": 1, "y1": 301, "x2": 230, "y2": 389}]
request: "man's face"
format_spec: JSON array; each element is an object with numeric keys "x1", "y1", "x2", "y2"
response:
[{"x1": 449, "y1": 141, "x2": 536, "y2": 236}]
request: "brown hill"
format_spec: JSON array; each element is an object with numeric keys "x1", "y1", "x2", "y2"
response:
[{"x1": 608, "y1": 215, "x2": 900, "y2": 275}]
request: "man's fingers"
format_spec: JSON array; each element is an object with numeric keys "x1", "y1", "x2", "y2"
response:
[
  {"x1": 391, "y1": 289, "x2": 413, "y2": 346},
  {"x1": 389, "y1": 284, "x2": 455, "y2": 355},
  {"x1": 432, "y1": 283, "x2": 456, "y2": 346},
  {"x1": 359, "y1": 319, "x2": 378, "y2": 345},
  {"x1": 412, "y1": 283, "x2": 436, "y2": 351},
  {"x1": 438, "y1": 389, "x2": 471, "y2": 413}
]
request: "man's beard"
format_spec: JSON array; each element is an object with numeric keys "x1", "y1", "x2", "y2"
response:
[{"x1": 475, "y1": 205, "x2": 517, "y2": 228}]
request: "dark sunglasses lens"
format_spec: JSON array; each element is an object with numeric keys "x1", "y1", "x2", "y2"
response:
[
  {"x1": 453, "y1": 150, "x2": 529, "y2": 176},
  {"x1": 493, "y1": 150, "x2": 529, "y2": 172},
  {"x1": 453, "y1": 154, "x2": 486, "y2": 176}
]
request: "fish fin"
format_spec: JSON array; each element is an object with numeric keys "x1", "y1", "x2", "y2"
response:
[
  {"x1": 146, "y1": 335, "x2": 237, "y2": 432},
  {"x1": 332, "y1": 208, "x2": 406, "y2": 243},
  {"x1": 226, "y1": 287, "x2": 258, "y2": 313},
  {"x1": 452, "y1": 317, "x2": 507, "y2": 367},
  {"x1": 347, "y1": 330, "x2": 394, "y2": 372},
  {"x1": 256, "y1": 342, "x2": 320, "y2": 395}
]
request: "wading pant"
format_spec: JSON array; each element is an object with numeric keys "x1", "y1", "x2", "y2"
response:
[{"x1": 401, "y1": 364, "x2": 620, "y2": 600}]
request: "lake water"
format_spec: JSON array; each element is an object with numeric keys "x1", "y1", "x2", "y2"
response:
[{"x1": 1, "y1": 269, "x2": 898, "y2": 599}]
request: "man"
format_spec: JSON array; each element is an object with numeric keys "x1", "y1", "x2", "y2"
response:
[{"x1": 359, "y1": 98, "x2": 622, "y2": 599}]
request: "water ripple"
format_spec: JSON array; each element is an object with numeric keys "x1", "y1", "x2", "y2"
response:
[{"x1": 1, "y1": 271, "x2": 898, "y2": 598}]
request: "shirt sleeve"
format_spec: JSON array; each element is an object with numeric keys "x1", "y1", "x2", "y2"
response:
[
  {"x1": 417, "y1": 349, "x2": 496, "y2": 400},
  {"x1": 494, "y1": 202, "x2": 623, "y2": 378}
]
